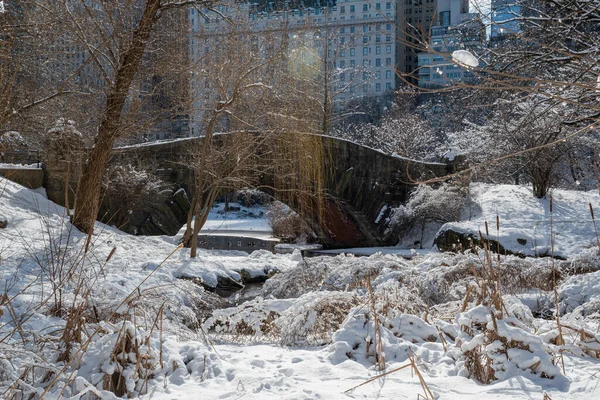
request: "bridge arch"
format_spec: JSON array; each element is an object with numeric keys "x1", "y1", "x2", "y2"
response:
[{"x1": 99, "y1": 134, "x2": 455, "y2": 248}]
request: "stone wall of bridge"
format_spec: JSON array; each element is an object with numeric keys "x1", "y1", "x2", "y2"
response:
[{"x1": 42, "y1": 135, "x2": 455, "y2": 248}]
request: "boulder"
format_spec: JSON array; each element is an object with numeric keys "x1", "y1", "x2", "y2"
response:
[
  {"x1": 0, "y1": 215, "x2": 7, "y2": 229},
  {"x1": 434, "y1": 227, "x2": 520, "y2": 258}
]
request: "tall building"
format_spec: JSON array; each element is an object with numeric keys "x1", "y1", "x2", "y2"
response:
[
  {"x1": 396, "y1": 0, "x2": 469, "y2": 83},
  {"x1": 491, "y1": 0, "x2": 522, "y2": 41},
  {"x1": 417, "y1": 11, "x2": 484, "y2": 89},
  {"x1": 187, "y1": 0, "x2": 473, "y2": 135}
]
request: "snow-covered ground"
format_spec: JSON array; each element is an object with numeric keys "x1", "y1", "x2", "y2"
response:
[
  {"x1": 439, "y1": 183, "x2": 600, "y2": 259},
  {"x1": 175, "y1": 201, "x2": 274, "y2": 239},
  {"x1": 1, "y1": 178, "x2": 600, "y2": 399}
]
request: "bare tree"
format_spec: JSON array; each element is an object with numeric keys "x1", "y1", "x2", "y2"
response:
[
  {"x1": 37, "y1": 0, "x2": 218, "y2": 235},
  {"x1": 400, "y1": 1, "x2": 600, "y2": 196}
]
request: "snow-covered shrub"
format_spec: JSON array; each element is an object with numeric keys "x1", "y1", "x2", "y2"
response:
[
  {"x1": 99, "y1": 321, "x2": 161, "y2": 397},
  {"x1": 418, "y1": 252, "x2": 577, "y2": 308},
  {"x1": 450, "y1": 305, "x2": 566, "y2": 385},
  {"x1": 234, "y1": 188, "x2": 272, "y2": 207},
  {"x1": 45, "y1": 118, "x2": 84, "y2": 160},
  {"x1": 557, "y1": 269, "x2": 600, "y2": 319},
  {"x1": 262, "y1": 254, "x2": 405, "y2": 299},
  {"x1": 101, "y1": 163, "x2": 172, "y2": 228},
  {"x1": 328, "y1": 306, "x2": 440, "y2": 367},
  {"x1": 371, "y1": 276, "x2": 427, "y2": 317},
  {"x1": 203, "y1": 297, "x2": 290, "y2": 342},
  {"x1": 0, "y1": 131, "x2": 28, "y2": 150},
  {"x1": 277, "y1": 291, "x2": 358, "y2": 346},
  {"x1": 387, "y1": 181, "x2": 470, "y2": 247},
  {"x1": 261, "y1": 259, "x2": 328, "y2": 298},
  {"x1": 266, "y1": 201, "x2": 314, "y2": 243}
]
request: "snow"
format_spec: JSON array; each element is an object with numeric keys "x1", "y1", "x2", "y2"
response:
[
  {"x1": 313, "y1": 247, "x2": 429, "y2": 257},
  {"x1": 175, "y1": 201, "x2": 274, "y2": 239},
  {"x1": 452, "y1": 50, "x2": 480, "y2": 68},
  {"x1": 438, "y1": 183, "x2": 600, "y2": 258},
  {"x1": 2, "y1": 177, "x2": 600, "y2": 399}
]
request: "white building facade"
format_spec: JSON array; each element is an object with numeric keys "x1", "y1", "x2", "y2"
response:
[{"x1": 187, "y1": 0, "x2": 476, "y2": 134}]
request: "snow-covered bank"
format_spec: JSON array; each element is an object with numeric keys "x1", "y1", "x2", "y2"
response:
[
  {"x1": 437, "y1": 184, "x2": 600, "y2": 259},
  {"x1": 2, "y1": 178, "x2": 600, "y2": 399}
]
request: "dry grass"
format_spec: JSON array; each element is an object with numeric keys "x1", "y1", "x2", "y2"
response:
[{"x1": 344, "y1": 350, "x2": 434, "y2": 399}]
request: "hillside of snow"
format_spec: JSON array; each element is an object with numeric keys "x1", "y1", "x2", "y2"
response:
[
  {"x1": 436, "y1": 183, "x2": 600, "y2": 258},
  {"x1": 1, "y1": 178, "x2": 600, "y2": 399}
]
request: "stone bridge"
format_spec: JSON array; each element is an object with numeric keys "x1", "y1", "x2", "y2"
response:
[{"x1": 89, "y1": 135, "x2": 456, "y2": 248}]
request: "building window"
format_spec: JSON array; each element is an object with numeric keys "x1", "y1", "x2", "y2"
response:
[
  {"x1": 375, "y1": 71, "x2": 381, "y2": 79},
  {"x1": 386, "y1": 57, "x2": 391, "y2": 66},
  {"x1": 363, "y1": 83, "x2": 368, "y2": 92},
  {"x1": 341, "y1": 6, "x2": 345, "y2": 13},
  {"x1": 386, "y1": 2, "x2": 391, "y2": 9},
  {"x1": 386, "y1": 70, "x2": 392, "y2": 79},
  {"x1": 386, "y1": 82, "x2": 391, "y2": 90},
  {"x1": 363, "y1": 71, "x2": 368, "y2": 80},
  {"x1": 386, "y1": 34, "x2": 391, "y2": 41},
  {"x1": 376, "y1": 58, "x2": 381, "y2": 66},
  {"x1": 386, "y1": 45, "x2": 392, "y2": 54},
  {"x1": 350, "y1": 5, "x2": 355, "y2": 12},
  {"x1": 376, "y1": 3, "x2": 381, "y2": 10},
  {"x1": 340, "y1": 50, "x2": 345, "y2": 57},
  {"x1": 363, "y1": 46, "x2": 368, "y2": 55},
  {"x1": 340, "y1": 60, "x2": 345, "y2": 67},
  {"x1": 439, "y1": 11, "x2": 450, "y2": 27},
  {"x1": 350, "y1": 48, "x2": 355, "y2": 56},
  {"x1": 376, "y1": 83, "x2": 381, "y2": 91},
  {"x1": 363, "y1": 25, "x2": 368, "y2": 32},
  {"x1": 350, "y1": 60, "x2": 355, "y2": 67},
  {"x1": 376, "y1": 46, "x2": 381, "y2": 54},
  {"x1": 363, "y1": 4, "x2": 368, "y2": 11},
  {"x1": 340, "y1": 37, "x2": 345, "y2": 44},
  {"x1": 340, "y1": 27, "x2": 345, "y2": 34},
  {"x1": 363, "y1": 36, "x2": 368, "y2": 43},
  {"x1": 386, "y1": 23, "x2": 392, "y2": 30},
  {"x1": 340, "y1": 72, "x2": 345, "y2": 81},
  {"x1": 376, "y1": 35, "x2": 381, "y2": 42},
  {"x1": 350, "y1": 26, "x2": 355, "y2": 33},
  {"x1": 363, "y1": 59, "x2": 370, "y2": 66}
]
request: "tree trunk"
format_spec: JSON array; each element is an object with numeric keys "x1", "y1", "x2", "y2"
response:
[
  {"x1": 71, "y1": 0, "x2": 161, "y2": 234},
  {"x1": 184, "y1": 114, "x2": 219, "y2": 256}
]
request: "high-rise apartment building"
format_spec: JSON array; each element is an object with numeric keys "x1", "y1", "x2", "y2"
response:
[
  {"x1": 188, "y1": 0, "x2": 472, "y2": 135},
  {"x1": 491, "y1": 0, "x2": 521, "y2": 41},
  {"x1": 417, "y1": 11, "x2": 484, "y2": 89}
]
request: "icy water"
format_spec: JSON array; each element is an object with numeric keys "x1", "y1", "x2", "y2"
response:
[{"x1": 226, "y1": 282, "x2": 264, "y2": 306}]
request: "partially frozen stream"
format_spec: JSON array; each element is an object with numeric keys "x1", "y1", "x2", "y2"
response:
[{"x1": 226, "y1": 282, "x2": 264, "y2": 306}]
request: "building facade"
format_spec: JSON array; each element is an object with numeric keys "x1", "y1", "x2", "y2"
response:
[
  {"x1": 417, "y1": 11, "x2": 484, "y2": 89},
  {"x1": 491, "y1": 0, "x2": 521, "y2": 41},
  {"x1": 188, "y1": 0, "x2": 473, "y2": 136}
]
